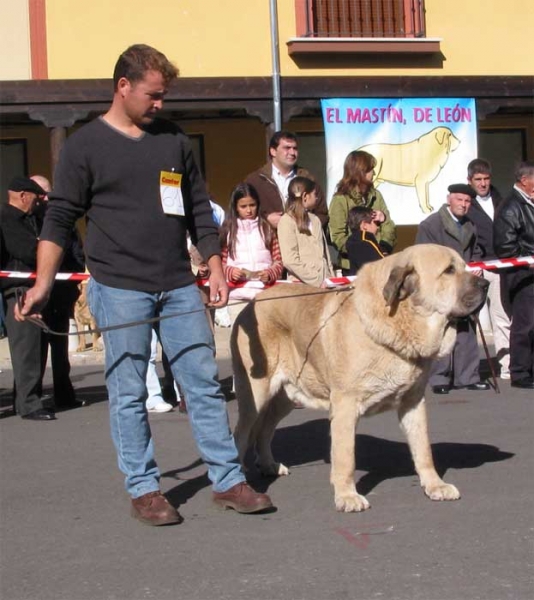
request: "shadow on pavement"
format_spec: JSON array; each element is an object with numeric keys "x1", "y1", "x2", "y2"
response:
[
  {"x1": 355, "y1": 433, "x2": 515, "y2": 496},
  {"x1": 68, "y1": 369, "x2": 106, "y2": 383},
  {"x1": 165, "y1": 472, "x2": 211, "y2": 507},
  {"x1": 238, "y1": 418, "x2": 515, "y2": 496}
]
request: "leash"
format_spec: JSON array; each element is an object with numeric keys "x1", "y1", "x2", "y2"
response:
[
  {"x1": 14, "y1": 285, "x2": 355, "y2": 337},
  {"x1": 13, "y1": 278, "x2": 504, "y2": 397}
]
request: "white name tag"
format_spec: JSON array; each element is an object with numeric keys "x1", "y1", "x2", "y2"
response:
[{"x1": 160, "y1": 171, "x2": 184, "y2": 216}]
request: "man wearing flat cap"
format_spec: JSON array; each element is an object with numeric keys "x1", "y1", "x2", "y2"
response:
[
  {"x1": 0, "y1": 176, "x2": 56, "y2": 420},
  {"x1": 415, "y1": 183, "x2": 490, "y2": 395}
]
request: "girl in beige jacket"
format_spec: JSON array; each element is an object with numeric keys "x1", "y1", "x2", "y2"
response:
[{"x1": 278, "y1": 177, "x2": 334, "y2": 287}]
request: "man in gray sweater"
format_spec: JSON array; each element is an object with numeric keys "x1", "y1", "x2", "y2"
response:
[{"x1": 15, "y1": 44, "x2": 272, "y2": 526}]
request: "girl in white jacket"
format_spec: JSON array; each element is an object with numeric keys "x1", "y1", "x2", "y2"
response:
[{"x1": 220, "y1": 182, "x2": 283, "y2": 321}]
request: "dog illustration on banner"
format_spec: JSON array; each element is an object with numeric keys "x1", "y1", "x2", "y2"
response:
[{"x1": 359, "y1": 126, "x2": 460, "y2": 214}]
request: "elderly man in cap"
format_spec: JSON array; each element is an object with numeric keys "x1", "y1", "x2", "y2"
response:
[
  {"x1": 415, "y1": 183, "x2": 490, "y2": 394},
  {"x1": 0, "y1": 176, "x2": 55, "y2": 420}
]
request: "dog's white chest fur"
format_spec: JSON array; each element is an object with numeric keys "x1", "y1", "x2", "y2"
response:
[{"x1": 270, "y1": 358, "x2": 424, "y2": 415}]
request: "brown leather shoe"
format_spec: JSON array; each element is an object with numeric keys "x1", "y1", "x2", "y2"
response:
[
  {"x1": 213, "y1": 482, "x2": 273, "y2": 513},
  {"x1": 131, "y1": 491, "x2": 183, "y2": 526}
]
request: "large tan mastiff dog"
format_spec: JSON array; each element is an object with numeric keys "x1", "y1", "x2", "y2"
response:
[
  {"x1": 359, "y1": 126, "x2": 460, "y2": 214},
  {"x1": 231, "y1": 245, "x2": 488, "y2": 512}
]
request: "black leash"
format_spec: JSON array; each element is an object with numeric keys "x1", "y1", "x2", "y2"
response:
[{"x1": 16, "y1": 285, "x2": 354, "y2": 337}]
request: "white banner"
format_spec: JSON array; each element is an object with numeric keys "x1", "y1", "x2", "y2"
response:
[{"x1": 321, "y1": 98, "x2": 478, "y2": 225}]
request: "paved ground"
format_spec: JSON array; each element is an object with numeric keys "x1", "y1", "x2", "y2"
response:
[{"x1": 0, "y1": 327, "x2": 532, "y2": 600}]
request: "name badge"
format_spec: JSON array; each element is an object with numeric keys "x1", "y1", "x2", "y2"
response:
[{"x1": 160, "y1": 171, "x2": 184, "y2": 216}]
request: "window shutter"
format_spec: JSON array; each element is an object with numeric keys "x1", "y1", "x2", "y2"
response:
[{"x1": 309, "y1": 0, "x2": 424, "y2": 38}]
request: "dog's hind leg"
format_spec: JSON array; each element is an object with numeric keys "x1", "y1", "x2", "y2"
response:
[
  {"x1": 233, "y1": 398, "x2": 260, "y2": 469},
  {"x1": 254, "y1": 390, "x2": 293, "y2": 477},
  {"x1": 398, "y1": 395, "x2": 460, "y2": 501},
  {"x1": 232, "y1": 335, "x2": 258, "y2": 467},
  {"x1": 233, "y1": 370, "x2": 273, "y2": 469}
]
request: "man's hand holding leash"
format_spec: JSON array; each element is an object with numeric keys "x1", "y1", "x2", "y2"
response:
[{"x1": 14, "y1": 240, "x2": 64, "y2": 322}]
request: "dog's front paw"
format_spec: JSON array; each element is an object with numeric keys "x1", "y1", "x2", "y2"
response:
[
  {"x1": 334, "y1": 492, "x2": 370, "y2": 513},
  {"x1": 424, "y1": 482, "x2": 460, "y2": 501},
  {"x1": 258, "y1": 462, "x2": 290, "y2": 477}
]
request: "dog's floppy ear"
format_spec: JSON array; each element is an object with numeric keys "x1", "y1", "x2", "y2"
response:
[
  {"x1": 383, "y1": 265, "x2": 419, "y2": 306},
  {"x1": 435, "y1": 127, "x2": 450, "y2": 146}
]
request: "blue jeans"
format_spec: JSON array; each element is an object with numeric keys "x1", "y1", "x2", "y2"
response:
[{"x1": 87, "y1": 280, "x2": 245, "y2": 498}]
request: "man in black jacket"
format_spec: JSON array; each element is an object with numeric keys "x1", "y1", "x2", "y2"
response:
[
  {"x1": 0, "y1": 176, "x2": 54, "y2": 420},
  {"x1": 467, "y1": 159, "x2": 511, "y2": 378},
  {"x1": 31, "y1": 175, "x2": 86, "y2": 410},
  {"x1": 494, "y1": 161, "x2": 534, "y2": 389}
]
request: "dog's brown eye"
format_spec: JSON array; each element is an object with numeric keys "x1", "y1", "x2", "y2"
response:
[{"x1": 444, "y1": 265, "x2": 456, "y2": 275}]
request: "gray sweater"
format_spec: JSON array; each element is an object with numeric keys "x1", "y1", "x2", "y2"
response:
[{"x1": 41, "y1": 117, "x2": 219, "y2": 292}]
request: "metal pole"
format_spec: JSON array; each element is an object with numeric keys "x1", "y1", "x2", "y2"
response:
[
  {"x1": 474, "y1": 315, "x2": 500, "y2": 394},
  {"x1": 269, "y1": 0, "x2": 282, "y2": 130}
]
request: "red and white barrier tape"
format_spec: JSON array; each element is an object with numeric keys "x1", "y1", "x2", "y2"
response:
[
  {"x1": 0, "y1": 271, "x2": 89, "y2": 281},
  {"x1": 464, "y1": 256, "x2": 534, "y2": 272},
  {"x1": 1, "y1": 255, "x2": 532, "y2": 288}
]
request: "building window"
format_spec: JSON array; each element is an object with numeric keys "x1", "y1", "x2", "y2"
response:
[
  {"x1": 289, "y1": 0, "x2": 438, "y2": 56},
  {"x1": 299, "y1": 0, "x2": 426, "y2": 38}
]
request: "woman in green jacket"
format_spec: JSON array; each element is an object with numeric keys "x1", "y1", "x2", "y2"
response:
[{"x1": 329, "y1": 150, "x2": 396, "y2": 272}]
